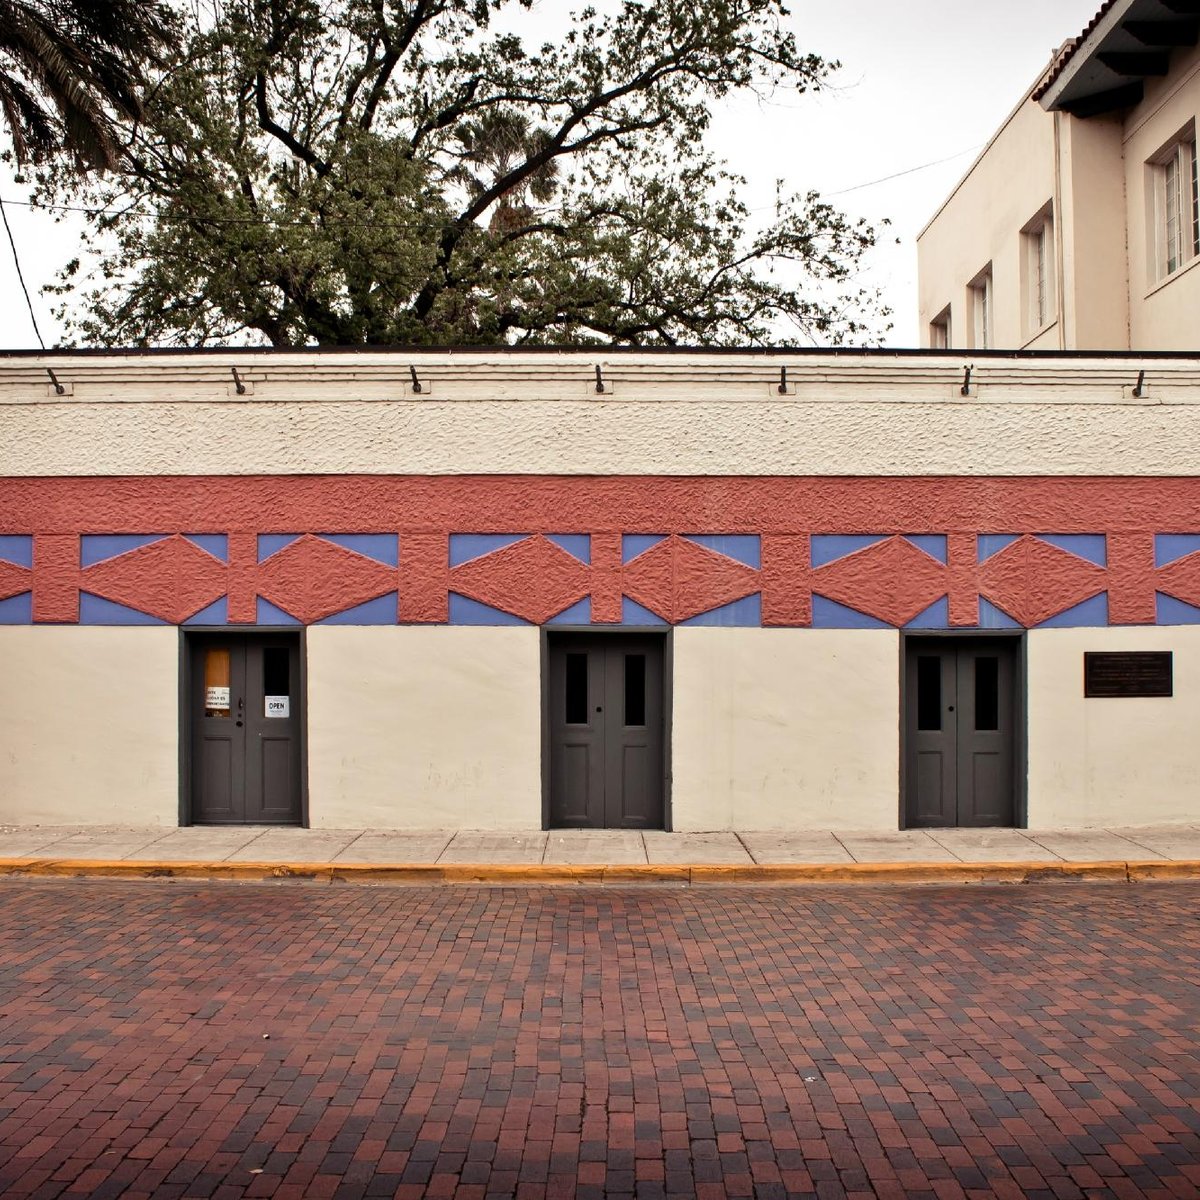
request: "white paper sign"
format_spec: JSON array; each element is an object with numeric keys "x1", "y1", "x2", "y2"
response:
[
  {"x1": 265, "y1": 695, "x2": 290, "y2": 719},
  {"x1": 205, "y1": 686, "x2": 230, "y2": 709}
]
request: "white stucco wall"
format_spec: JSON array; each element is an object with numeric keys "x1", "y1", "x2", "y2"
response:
[
  {"x1": 305, "y1": 626, "x2": 542, "y2": 829},
  {"x1": 1027, "y1": 626, "x2": 1200, "y2": 827},
  {"x1": 670, "y1": 628, "x2": 900, "y2": 831},
  {"x1": 0, "y1": 627, "x2": 179, "y2": 826}
]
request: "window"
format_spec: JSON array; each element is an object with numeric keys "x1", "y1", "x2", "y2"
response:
[
  {"x1": 1021, "y1": 205, "x2": 1055, "y2": 336},
  {"x1": 1151, "y1": 130, "x2": 1198, "y2": 280},
  {"x1": 969, "y1": 266, "x2": 992, "y2": 349},
  {"x1": 929, "y1": 306, "x2": 951, "y2": 349}
]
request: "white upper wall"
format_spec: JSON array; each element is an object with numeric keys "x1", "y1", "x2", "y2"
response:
[
  {"x1": 4, "y1": 350, "x2": 1200, "y2": 478},
  {"x1": 918, "y1": 30, "x2": 1200, "y2": 352}
]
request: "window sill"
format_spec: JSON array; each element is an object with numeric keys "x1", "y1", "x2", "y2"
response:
[
  {"x1": 1020, "y1": 318, "x2": 1059, "y2": 349},
  {"x1": 1146, "y1": 252, "x2": 1200, "y2": 299}
]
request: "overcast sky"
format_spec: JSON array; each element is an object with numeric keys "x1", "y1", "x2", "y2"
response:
[{"x1": 0, "y1": 0, "x2": 1101, "y2": 350}]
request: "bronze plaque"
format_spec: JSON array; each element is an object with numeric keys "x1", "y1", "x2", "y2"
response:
[{"x1": 1084, "y1": 651, "x2": 1172, "y2": 698}]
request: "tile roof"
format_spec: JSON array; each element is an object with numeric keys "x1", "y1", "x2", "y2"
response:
[{"x1": 1032, "y1": 0, "x2": 1120, "y2": 101}]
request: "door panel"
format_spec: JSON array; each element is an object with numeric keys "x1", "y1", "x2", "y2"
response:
[
  {"x1": 905, "y1": 639, "x2": 1017, "y2": 828},
  {"x1": 190, "y1": 634, "x2": 302, "y2": 826},
  {"x1": 549, "y1": 635, "x2": 665, "y2": 829}
]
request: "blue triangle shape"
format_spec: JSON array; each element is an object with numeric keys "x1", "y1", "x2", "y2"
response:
[
  {"x1": 257, "y1": 534, "x2": 302, "y2": 562},
  {"x1": 1155, "y1": 535, "x2": 1200, "y2": 568},
  {"x1": 811, "y1": 535, "x2": 887, "y2": 568},
  {"x1": 182, "y1": 534, "x2": 228, "y2": 563},
  {"x1": 1157, "y1": 593, "x2": 1200, "y2": 625},
  {"x1": 447, "y1": 593, "x2": 530, "y2": 625},
  {"x1": 1036, "y1": 592, "x2": 1108, "y2": 628},
  {"x1": 449, "y1": 534, "x2": 528, "y2": 567},
  {"x1": 903, "y1": 535, "x2": 947, "y2": 565},
  {"x1": 184, "y1": 597, "x2": 228, "y2": 625},
  {"x1": 257, "y1": 597, "x2": 302, "y2": 625},
  {"x1": 0, "y1": 592, "x2": 32, "y2": 623},
  {"x1": 546, "y1": 535, "x2": 591, "y2": 565},
  {"x1": 682, "y1": 594, "x2": 762, "y2": 627},
  {"x1": 978, "y1": 534, "x2": 1020, "y2": 563},
  {"x1": 622, "y1": 597, "x2": 669, "y2": 625},
  {"x1": 0, "y1": 536, "x2": 32, "y2": 568},
  {"x1": 318, "y1": 534, "x2": 398, "y2": 567},
  {"x1": 979, "y1": 598, "x2": 1022, "y2": 629},
  {"x1": 681, "y1": 535, "x2": 761, "y2": 569},
  {"x1": 318, "y1": 593, "x2": 397, "y2": 625},
  {"x1": 622, "y1": 534, "x2": 667, "y2": 564},
  {"x1": 80, "y1": 534, "x2": 167, "y2": 567},
  {"x1": 904, "y1": 596, "x2": 949, "y2": 629},
  {"x1": 546, "y1": 597, "x2": 592, "y2": 624},
  {"x1": 1036, "y1": 534, "x2": 1107, "y2": 567},
  {"x1": 79, "y1": 592, "x2": 168, "y2": 625},
  {"x1": 811, "y1": 595, "x2": 891, "y2": 629}
]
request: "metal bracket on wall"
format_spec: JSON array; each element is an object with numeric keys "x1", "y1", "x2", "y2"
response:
[
  {"x1": 45, "y1": 367, "x2": 69, "y2": 396},
  {"x1": 594, "y1": 364, "x2": 606, "y2": 394},
  {"x1": 409, "y1": 365, "x2": 424, "y2": 395},
  {"x1": 960, "y1": 364, "x2": 974, "y2": 397},
  {"x1": 230, "y1": 366, "x2": 252, "y2": 396},
  {"x1": 1132, "y1": 369, "x2": 1147, "y2": 398}
]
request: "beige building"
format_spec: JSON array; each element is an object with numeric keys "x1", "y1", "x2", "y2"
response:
[{"x1": 918, "y1": 0, "x2": 1199, "y2": 351}]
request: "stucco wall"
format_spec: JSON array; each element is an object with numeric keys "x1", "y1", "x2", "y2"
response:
[
  {"x1": 305, "y1": 626, "x2": 541, "y2": 829},
  {"x1": 11, "y1": 393, "x2": 1200, "y2": 477},
  {"x1": 917, "y1": 94, "x2": 1058, "y2": 349},
  {"x1": 670, "y1": 628, "x2": 899, "y2": 831},
  {"x1": 1027, "y1": 626, "x2": 1200, "y2": 827},
  {"x1": 0, "y1": 627, "x2": 178, "y2": 825},
  {"x1": 1124, "y1": 41, "x2": 1200, "y2": 351}
]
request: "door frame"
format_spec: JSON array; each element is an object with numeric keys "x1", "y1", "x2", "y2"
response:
[
  {"x1": 898, "y1": 630, "x2": 1026, "y2": 830},
  {"x1": 178, "y1": 626, "x2": 309, "y2": 828},
  {"x1": 540, "y1": 626, "x2": 673, "y2": 832}
]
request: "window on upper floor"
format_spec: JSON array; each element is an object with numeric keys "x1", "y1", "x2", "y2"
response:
[
  {"x1": 1021, "y1": 205, "x2": 1055, "y2": 337},
  {"x1": 1150, "y1": 126, "x2": 1198, "y2": 282},
  {"x1": 929, "y1": 306, "x2": 951, "y2": 348},
  {"x1": 969, "y1": 266, "x2": 992, "y2": 349}
]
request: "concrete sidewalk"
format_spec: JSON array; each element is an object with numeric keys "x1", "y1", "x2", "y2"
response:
[{"x1": 2, "y1": 822, "x2": 1200, "y2": 884}]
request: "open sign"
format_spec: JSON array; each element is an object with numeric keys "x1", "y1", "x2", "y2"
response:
[{"x1": 265, "y1": 695, "x2": 290, "y2": 718}]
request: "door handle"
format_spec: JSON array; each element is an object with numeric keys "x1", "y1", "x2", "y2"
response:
[{"x1": 236, "y1": 696, "x2": 244, "y2": 727}]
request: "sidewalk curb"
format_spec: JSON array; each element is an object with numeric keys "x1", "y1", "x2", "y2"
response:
[{"x1": 0, "y1": 858, "x2": 1197, "y2": 884}]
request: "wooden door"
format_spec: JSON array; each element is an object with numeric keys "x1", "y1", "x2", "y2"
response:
[
  {"x1": 548, "y1": 635, "x2": 665, "y2": 829},
  {"x1": 190, "y1": 634, "x2": 302, "y2": 825}
]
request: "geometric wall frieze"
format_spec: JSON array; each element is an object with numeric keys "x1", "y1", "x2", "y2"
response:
[
  {"x1": 1155, "y1": 548, "x2": 1200, "y2": 611},
  {"x1": 255, "y1": 534, "x2": 397, "y2": 624},
  {"x1": 449, "y1": 534, "x2": 590, "y2": 624},
  {"x1": 811, "y1": 535, "x2": 947, "y2": 627},
  {"x1": 622, "y1": 535, "x2": 760, "y2": 624},
  {"x1": 979, "y1": 535, "x2": 1106, "y2": 628},
  {"x1": 80, "y1": 534, "x2": 227, "y2": 624},
  {"x1": 0, "y1": 557, "x2": 31, "y2": 601}
]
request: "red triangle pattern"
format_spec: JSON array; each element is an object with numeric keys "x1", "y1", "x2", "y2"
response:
[
  {"x1": 623, "y1": 536, "x2": 759, "y2": 623},
  {"x1": 0, "y1": 558, "x2": 31, "y2": 601},
  {"x1": 81, "y1": 535, "x2": 226, "y2": 623},
  {"x1": 450, "y1": 535, "x2": 590, "y2": 624},
  {"x1": 1156, "y1": 550, "x2": 1200, "y2": 609},
  {"x1": 257, "y1": 535, "x2": 396, "y2": 623},
  {"x1": 811, "y1": 536, "x2": 947, "y2": 627},
  {"x1": 979, "y1": 536, "x2": 1105, "y2": 627}
]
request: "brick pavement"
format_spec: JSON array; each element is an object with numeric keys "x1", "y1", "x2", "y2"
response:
[{"x1": 0, "y1": 881, "x2": 1198, "y2": 1198}]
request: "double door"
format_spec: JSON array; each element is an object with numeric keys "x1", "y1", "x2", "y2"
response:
[
  {"x1": 189, "y1": 634, "x2": 302, "y2": 825},
  {"x1": 905, "y1": 638, "x2": 1018, "y2": 828},
  {"x1": 548, "y1": 634, "x2": 665, "y2": 829}
]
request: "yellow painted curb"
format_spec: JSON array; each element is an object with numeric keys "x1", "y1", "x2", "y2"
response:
[{"x1": 0, "y1": 856, "x2": 1187, "y2": 885}]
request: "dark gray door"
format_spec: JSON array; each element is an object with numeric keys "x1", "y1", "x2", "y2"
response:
[
  {"x1": 905, "y1": 638, "x2": 1017, "y2": 828},
  {"x1": 190, "y1": 634, "x2": 302, "y2": 825},
  {"x1": 548, "y1": 635, "x2": 665, "y2": 829}
]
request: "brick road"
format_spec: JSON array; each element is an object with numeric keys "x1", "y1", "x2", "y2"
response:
[{"x1": 1, "y1": 882, "x2": 1199, "y2": 1199}]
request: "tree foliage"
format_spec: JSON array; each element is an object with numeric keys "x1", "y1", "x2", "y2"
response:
[
  {"x1": 37, "y1": 0, "x2": 890, "y2": 347},
  {"x1": 0, "y1": 0, "x2": 169, "y2": 171}
]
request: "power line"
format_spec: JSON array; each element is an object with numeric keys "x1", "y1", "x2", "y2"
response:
[
  {"x1": 826, "y1": 143, "x2": 986, "y2": 197},
  {"x1": 0, "y1": 196, "x2": 45, "y2": 349}
]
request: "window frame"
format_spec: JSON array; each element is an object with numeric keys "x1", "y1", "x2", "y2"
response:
[
  {"x1": 1149, "y1": 125, "x2": 1199, "y2": 283},
  {"x1": 968, "y1": 266, "x2": 993, "y2": 350},
  {"x1": 1020, "y1": 204, "x2": 1055, "y2": 340},
  {"x1": 929, "y1": 306, "x2": 951, "y2": 349}
]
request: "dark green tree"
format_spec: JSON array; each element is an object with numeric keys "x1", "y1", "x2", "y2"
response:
[
  {"x1": 37, "y1": 0, "x2": 890, "y2": 347},
  {"x1": 0, "y1": 0, "x2": 169, "y2": 171}
]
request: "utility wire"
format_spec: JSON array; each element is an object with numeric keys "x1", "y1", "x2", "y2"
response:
[
  {"x1": 826, "y1": 143, "x2": 986, "y2": 197},
  {"x1": 0, "y1": 196, "x2": 45, "y2": 349}
]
